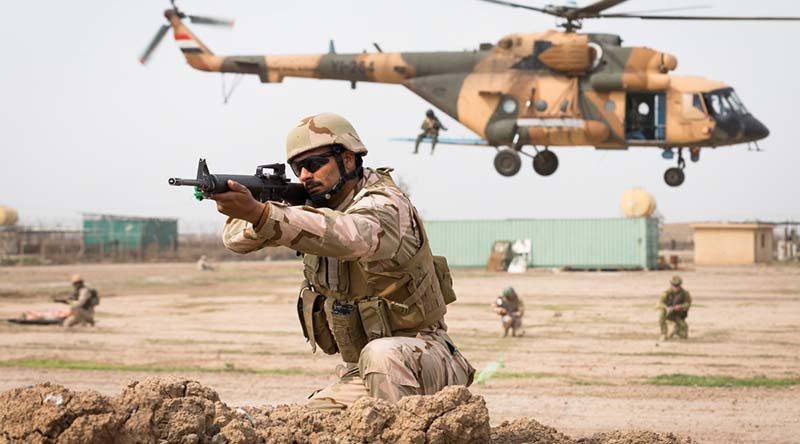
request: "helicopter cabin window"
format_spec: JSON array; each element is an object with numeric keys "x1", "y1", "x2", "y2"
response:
[
  {"x1": 625, "y1": 93, "x2": 666, "y2": 141},
  {"x1": 681, "y1": 93, "x2": 707, "y2": 120}
]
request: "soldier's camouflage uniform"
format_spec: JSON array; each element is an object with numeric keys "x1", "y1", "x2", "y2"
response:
[
  {"x1": 494, "y1": 292, "x2": 524, "y2": 337},
  {"x1": 414, "y1": 116, "x2": 446, "y2": 154},
  {"x1": 658, "y1": 287, "x2": 691, "y2": 339},
  {"x1": 63, "y1": 284, "x2": 97, "y2": 327},
  {"x1": 223, "y1": 167, "x2": 473, "y2": 410}
]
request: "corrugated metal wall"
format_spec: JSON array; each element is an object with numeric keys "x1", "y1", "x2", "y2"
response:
[
  {"x1": 425, "y1": 218, "x2": 658, "y2": 269},
  {"x1": 83, "y1": 216, "x2": 177, "y2": 251}
]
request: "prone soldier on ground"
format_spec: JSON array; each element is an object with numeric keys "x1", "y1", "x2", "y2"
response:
[
  {"x1": 209, "y1": 112, "x2": 474, "y2": 410},
  {"x1": 54, "y1": 274, "x2": 100, "y2": 328},
  {"x1": 413, "y1": 109, "x2": 447, "y2": 155},
  {"x1": 657, "y1": 275, "x2": 692, "y2": 341},
  {"x1": 493, "y1": 286, "x2": 525, "y2": 337}
]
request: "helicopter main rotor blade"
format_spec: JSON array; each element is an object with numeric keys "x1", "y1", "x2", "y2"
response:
[
  {"x1": 573, "y1": 0, "x2": 628, "y2": 17},
  {"x1": 188, "y1": 14, "x2": 234, "y2": 27},
  {"x1": 139, "y1": 24, "x2": 170, "y2": 65},
  {"x1": 600, "y1": 13, "x2": 800, "y2": 21},
  {"x1": 611, "y1": 5, "x2": 709, "y2": 15},
  {"x1": 476, "y1": 0, "x2": 554, "y2": 16}
]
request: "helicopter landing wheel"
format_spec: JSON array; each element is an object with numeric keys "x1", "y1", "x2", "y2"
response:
[
  {"x1": 664, "y1": 167, "x2": 685, "y2": 187},
  {"x1": 494, "y1": 149, "x2": 522, "y2": 177},
  {"x1": 533, "y1": 150, "x2": 559, "y2": 176}
]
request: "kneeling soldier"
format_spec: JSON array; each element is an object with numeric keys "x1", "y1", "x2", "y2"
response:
[
  {"x1": 213, "y1": 113, "x2": 474, "y2": 410},
  {"x1": 658, "y1": 275, "x2": 692, "y2": 341}
]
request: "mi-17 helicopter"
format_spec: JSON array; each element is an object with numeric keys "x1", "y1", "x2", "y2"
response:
[{"x1": 141, "y1": 0, "x2": 799, "y2": 186}]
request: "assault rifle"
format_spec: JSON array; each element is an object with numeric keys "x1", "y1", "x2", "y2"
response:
[{"x1": 169, "y1": 158, "x2": 308, "y2": 205}]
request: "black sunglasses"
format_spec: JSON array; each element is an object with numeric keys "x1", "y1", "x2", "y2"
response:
[{"x1": 290, "y1": 151, "x2": 336, "y2": 177}]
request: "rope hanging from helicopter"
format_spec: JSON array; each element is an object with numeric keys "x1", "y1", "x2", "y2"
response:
[{"x1": 221, "y1": 73, "x2": 244, "y2": 104}]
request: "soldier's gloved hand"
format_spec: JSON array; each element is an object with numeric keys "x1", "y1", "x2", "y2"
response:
[{"x1": 209, "y1": 180, "x2": 266, "y2": 225}]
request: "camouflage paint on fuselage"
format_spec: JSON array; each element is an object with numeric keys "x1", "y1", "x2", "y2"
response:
[{"x1": 166, "y1": 9, "x2": 769, "y2": 150}]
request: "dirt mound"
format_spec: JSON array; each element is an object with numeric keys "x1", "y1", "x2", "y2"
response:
[
  {"x1": 576, "y1": 430, "x2": 695, "y2": 444},
  {"x1": 0, "y1": 378, "x2": 694, "y2": 444}
]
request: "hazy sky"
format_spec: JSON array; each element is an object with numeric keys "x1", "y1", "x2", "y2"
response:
[{"x1": 2, "y1": 1, "x2": 799, "y2": 233}]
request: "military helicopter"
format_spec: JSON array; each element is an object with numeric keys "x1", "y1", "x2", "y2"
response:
[{"x1": 140, "y1": 1, "x2": 799, "y2": 186}]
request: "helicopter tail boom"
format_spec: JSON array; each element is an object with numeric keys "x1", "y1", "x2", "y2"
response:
[{"x1": 165, "y1": 9, "x2": 224, "y2": 72}]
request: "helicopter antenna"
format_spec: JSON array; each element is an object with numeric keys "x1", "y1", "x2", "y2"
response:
[
  {"x1": 139, "y1": 1, "x2": 234, "y2": 65},
  {"x1": 477, "y1": 0, "x2": 800, "y2": 32}
]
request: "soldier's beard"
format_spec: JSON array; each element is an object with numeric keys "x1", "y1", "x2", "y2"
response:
[
  {"x1": 305, "y1": 179, "x2": 338, "y2": 208},
  {"x1": 304, "y1": 180, "x2": 324, "y2": 195}
]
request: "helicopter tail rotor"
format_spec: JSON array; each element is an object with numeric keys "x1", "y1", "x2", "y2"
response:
[
  {"x1": 139, "y1": 24, "x2": 171, "y2": 65},
  {"x1": 139, "y1": 2, "x2": 233, "y2": 65}
]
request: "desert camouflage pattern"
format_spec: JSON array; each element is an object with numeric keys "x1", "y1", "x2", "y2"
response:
[
  {"x1": 164, "y1": 8, "x2": 769, "y2": 156},
  {"x1": 415, "y1": 115, "x2": 445, "y2": 154},
  {"x1": 658, "y1": 287, "x2": 692, "y2": 339},
  {"x1": 494, "y1": 294, "x2": 524, "y2": 336},
  {"x1": 223, "y1": 168, "x2": 420, "y2": 269},
  {"x1": 63, "y1": 286, "x2": 96, "y2": 327},
  {"x1": 307, "y1": 328, "x2": 473, "y2": 411},
  {"x1": 285, "y1": 112, "x2": 367, "y2": 161},
  {"x1": 222, "y1": 165, "x2": 473, "y2": 407}
]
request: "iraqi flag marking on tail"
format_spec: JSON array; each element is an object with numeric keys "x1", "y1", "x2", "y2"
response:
[{"x1": 175, "y1": 33, "x2": 203, "y2": 53}]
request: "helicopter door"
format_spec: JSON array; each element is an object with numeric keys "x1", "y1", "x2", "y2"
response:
[{"x1": 625, "y1": 93, "x2": 666, "y2": 141}]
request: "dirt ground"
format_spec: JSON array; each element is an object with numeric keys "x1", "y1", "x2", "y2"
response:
[{"x1": 1, "y1": 261, "x2": 798, "y2": 443}]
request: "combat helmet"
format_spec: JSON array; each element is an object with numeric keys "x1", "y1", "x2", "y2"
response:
[
  {"x1": 71, "y1": 274, "x2": 84, "y2": 284},
  {"x1": 502, "y1": 286, "x2": 517, "y2": 298},
  {"x1": 670, "y1": 275, "x2": 682, "y2": 286},
  {"x1": 285, "y1": 112, "x2": 367, "y2": 161},
  {"x1": 426, "y1": 109, "x2": 435, "y2": 118},
  {"x1": 285, "y1": 113, "x2": 367, "y2": 207}
]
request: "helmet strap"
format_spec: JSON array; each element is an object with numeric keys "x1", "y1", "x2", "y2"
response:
[{"x1": 307, "y1": 146, "x2": 363, "y2": 207}]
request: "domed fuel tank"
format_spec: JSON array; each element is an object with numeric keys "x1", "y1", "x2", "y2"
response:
[
  {"x1": 0, "y1": 206, "x2": 19, "y2": 226},
  {"x1": 620, "y1": 188, "x2": 656, "y2": 218}
]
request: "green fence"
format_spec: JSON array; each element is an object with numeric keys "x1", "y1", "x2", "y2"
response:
[{"x1": 425, "y1": 217, "x2": 658, "y2": 269}]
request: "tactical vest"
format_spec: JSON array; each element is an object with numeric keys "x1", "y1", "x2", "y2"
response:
[
  {"x1": 297, "y1": 169, "x2": 456, "y2": 363},
  {"x1": 664, "y1": 289, "x2": 689, "y2": 319},
  {"x1": 665, "y1": 289, "x2": 688, "y2": 307},
  {"x1": 73, "y1": 286, "x2": 100, "y2": 310},
  {"x1": 499, "y1": 296, "x2": 521, "y2": 313}
]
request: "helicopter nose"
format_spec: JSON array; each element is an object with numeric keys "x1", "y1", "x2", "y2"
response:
[{"x1": 744, "y1": 116, "x2": 769, "y2": 141}]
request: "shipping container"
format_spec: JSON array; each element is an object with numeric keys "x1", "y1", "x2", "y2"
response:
[
  {"x1": 83, "y1": 214, "x2": 177, "y2": 252},
  {"x1": 425, "y1": 217, "x2": 658, "y2": 270}
]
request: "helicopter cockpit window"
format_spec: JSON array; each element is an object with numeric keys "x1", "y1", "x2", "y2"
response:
[
  {"x1": 498, "y1": 38, "x2": 513, "y2": 50},
  {"x1": 703, "y1": 89, "x2": 750, "y2": 118}
]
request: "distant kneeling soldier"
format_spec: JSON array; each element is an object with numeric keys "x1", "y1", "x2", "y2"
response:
[
  {"x1": 493, "y1": 286, "x2": 525, "y2": 338},
  {"x1": 57, "y1": 274, "x2": 100, "y2": 327},
  {"x1": 658, "y1": 275, "x2": 691, "y2": 341}
]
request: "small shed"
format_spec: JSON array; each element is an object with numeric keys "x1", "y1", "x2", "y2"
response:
[
  {"x1": 691, "y1": 223, "x2": 774, "y2": 265},
  {"x1": 82, "y1": 214, "x2": 177, "y2": 258}
]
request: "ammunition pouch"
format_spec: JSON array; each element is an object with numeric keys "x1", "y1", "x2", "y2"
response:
[
  {"x1": 433, "y1": 255, "x2": 456, "y2": 305},
  {"x1": 357, "y1": 298, "x2": 392, "y2": 341},
  {"x1": 297, "y1": 287, "x2": 338, "y2": 355},
  {"x1": 324, "y1": 298, "x2": 368, "y2": 363}
]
